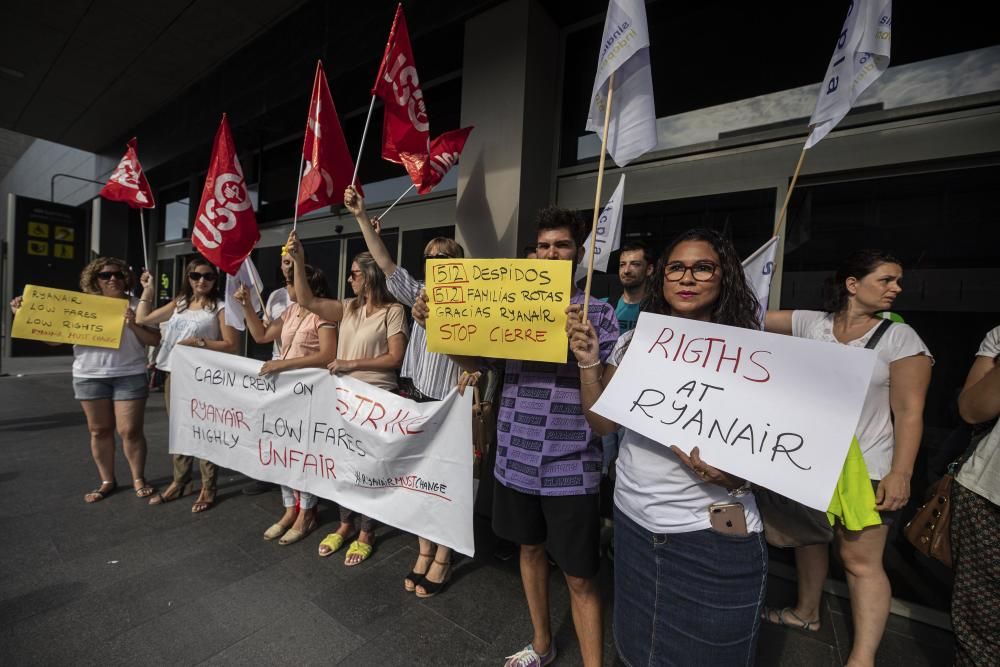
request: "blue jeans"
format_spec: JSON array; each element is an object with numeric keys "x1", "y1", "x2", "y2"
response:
[{"x1": 613, "y1": 506, "x2": 767, "y2": 667}]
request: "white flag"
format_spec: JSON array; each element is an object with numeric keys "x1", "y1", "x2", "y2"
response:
[
  {"x1": 577, "y1": 174, "x2": 626, "y2": 282},
  {"x1": 586, "y1": 0, "x2": 657, "y2": 167},
  {"x1": 224, "y1": 257, "x2": 264, "y2": 331},
  {"x1": 741, "y1": 236, "x2": 779, "y2": 329},
  {"x1": 806, "y1": 0, "x2": 892, "y2": 149}
]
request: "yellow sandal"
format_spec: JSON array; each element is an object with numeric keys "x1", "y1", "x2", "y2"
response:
[
  {"x1": 344, "y1": 540, "x2": 373, "y2": 567},
  {"x1": 318, "y1": 533, "x2": 348, "y2": 558}
]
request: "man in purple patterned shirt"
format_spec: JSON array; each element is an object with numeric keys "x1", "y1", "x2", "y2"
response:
[{"x1": 416, "y1": 208, "x2": 618, "y2": 667}]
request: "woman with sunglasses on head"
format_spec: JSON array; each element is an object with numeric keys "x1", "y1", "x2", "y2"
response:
[
  {"x1": 136, "y1": 257, "x2": 239, "y2": 512},
  {"x1": 233, "y1": 264, "x2": 337, "y2": 545},
  {"x1": 10, "y1": 258, "x2": 160, "y2": 503},
  {"x1": 284, "y1": 230, "x2": 409, "y2": 567},
  {"x1": 761, "y1": 250, "x2": 932, "y2": 667},
  {"x1": 566, "y1": 229, "x2": 768, "y2": 666},
  {"x1": 343, "y1": 185, "x2": 469, "y2": 594}
]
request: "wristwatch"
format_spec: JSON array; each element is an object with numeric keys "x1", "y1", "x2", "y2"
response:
[
  {"x1": 197, "y1": 337, "x2": 206, "y2": 348},
  {"x1": 728, "y1": 481, "x2": 752, "y2": 497}
]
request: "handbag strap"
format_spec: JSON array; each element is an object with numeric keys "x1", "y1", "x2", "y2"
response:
[{"x1": 864, "y1": 319, "x2": 893, "y2": 350}]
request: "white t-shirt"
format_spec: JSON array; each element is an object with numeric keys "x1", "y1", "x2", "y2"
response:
[
  {"x1": 792, "y1": 310, "x2": 933, "y2": 479},
  {"x1": 73, "y1": 297, "x2": 151, "y2": 379},
  {"x1": 956, "y1": 325, "x2": 1000, "y2": 506},
  {"x1": 265, "y1": 287, "x2": 290, "y2": 360},
  {"x1": 610, "y1": 331, "x2": 764, "y2": 535},
  {"x1": 155, "y1": 303, "x2": 224, "y2": 372}
]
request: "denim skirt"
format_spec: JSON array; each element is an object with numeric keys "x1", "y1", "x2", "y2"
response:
[{"x1": 613, "y1": 505, "x2": 768, "y2": 667}]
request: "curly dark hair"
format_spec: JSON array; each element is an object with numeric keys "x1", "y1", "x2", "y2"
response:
[
  {"x1": 536, "y1": 207, "x2": 588, "y2": 248},
  {"x1": 641, "y1": 228, "x2": 761, "y2": 330},
  {"x1": 823, "y1": 249, "x2": 901, "y2": 313},
  {"x1": 79, "y1": 257, "x2": 135, "y2": 295},
  {"x1": 175, "y1": 257, "x2": 221, "y2": 313},
  {"x1": 288, "y1": 264, "x2": 331, "y2": 299}
]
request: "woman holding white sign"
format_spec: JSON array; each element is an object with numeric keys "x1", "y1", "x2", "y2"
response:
[
  {"x1": 761, "y1": 250, "x2": 932, "y2": 667},
  {"x1": 566, "y1": 229, "x2": 767, "y2": 666},
  {"x1": 10, "y1": 257, "x2": 161, "y2": 503},
  {"x1": 234, "y1": 265, "x2": 337, "y2": 545},
  {"x1": 137, "y1": 258, "x2": 240, "y2": 512},
  {"x1": 285, "y1": 232, "x2": 409, "y2": 567}
]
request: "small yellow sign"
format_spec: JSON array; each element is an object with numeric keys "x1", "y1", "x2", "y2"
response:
[
  {"x1": 28, "y1": 222, "x2": 50, "y2": 238},
  {"x1": 54, "y1": 243, "x2": 74, "y2": 259},
  {"x1": 54, "y1": 226, "x2": 75, "y2": 241},
  {"x1": 425, "y1": 258, "x2": 571, "y2": 363},
  {"x1": 11, "y1": 285, "x2": 127, "y2": 349},
  {"x1": 27, "y1": 240, "x2": 49, "y2": 256}
]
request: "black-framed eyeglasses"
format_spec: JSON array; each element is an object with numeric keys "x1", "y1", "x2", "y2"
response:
[
  {"x1": 424, "y1": 254, "x2": 453, "y2": 261},
  {"x1": 664, "y1": 262, "x2": 718, "y2": 282},
  {"x1": 97, "y1": 271, "x2": 125, "y2": 281},
  {"x1": 189, "y1": 271, "x2": 218, "y2": 282}
]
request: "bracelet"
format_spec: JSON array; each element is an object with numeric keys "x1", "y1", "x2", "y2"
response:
[
  {"x1": 139, "y1": 299, "x2": 152, "y2": 304},
  {"x1": 577, "y1": 359, "x2": 602, "y2": 369},
  {"x1": 727, "y1": 481, "x2": 752, "y2": 497},
  {"x1": 580, "y1": 377, "x2": 603, "y2": 386}
]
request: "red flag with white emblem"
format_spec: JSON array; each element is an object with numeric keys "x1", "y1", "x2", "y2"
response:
[
  {"x1": 373, "y1": 3, "x2": 430, "y2": 180},
  {"x1": 192, "y1": 114, "x2": 260, "y2": 275},
  {"x1": 415, "y1": 127, "x2": 473, "y2": 194},
  {"x1": 298, "y1": 61, "x2": 360, "y2": 217},
  {"x1": 99, "y1": 137, "x2": 155, "y2": 208}
]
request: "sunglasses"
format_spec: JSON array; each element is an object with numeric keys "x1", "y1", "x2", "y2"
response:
[
  {"x1": 97, "y1": 271, "x2": 125, "y2": 281},
  {"x1": 347, "y1": 270, "x2": 362, "y2": 280},
  {"x1": 189, "y1": 271, "x2": 218, "y2": 282}
]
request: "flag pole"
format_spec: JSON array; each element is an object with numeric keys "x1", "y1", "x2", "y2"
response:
[
  {"x1": 137, "y1": 208, "x2": 151, "y2": 271},
  {"x1": 290, "y1": 152, "x2": 306, "y2": 232},
  {"x1": 374, "y1": 183, "x2": 416, "y2": 224},
  {"x1": 773, "y1": 146, "x2": 807, "y2": 238},
  {"x1": 351, "y1": 96, "x2": 377, "y2": 188},
  {"x1": 582, "y1": 71, "x2": 615, "y2": 321}
]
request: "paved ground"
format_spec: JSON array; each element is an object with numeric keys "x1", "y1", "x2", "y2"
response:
[{"x1": 0, "y1": 372, "x2": 955, "y2": 666}]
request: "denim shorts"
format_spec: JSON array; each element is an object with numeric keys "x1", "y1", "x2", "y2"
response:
[
  {"x1": 73, "y1": 373, "x2": 149, "y2": 401},
  {"x1": 613, "y1": 506, "x2": 768, "y2": 667}
]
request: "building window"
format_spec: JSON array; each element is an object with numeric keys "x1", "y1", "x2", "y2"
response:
[{"x1": 160, "y1": 182, "x2": 192, "y2": 241}]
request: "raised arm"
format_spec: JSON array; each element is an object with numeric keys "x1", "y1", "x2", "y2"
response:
[
  {"x1": 235, "y1": 283, "x2": 282, "y2": 344},
  {"x1": 959, "y1": 355, "x2": 1000, "y2": 424},
  {"x1": 286, "y1": 231, "x2": 344, "y2": 322},
  {"x1": 344, "y1": 186, "x2": 397, "y2": 278},
  {"x1": 135, "y1": 271, "x2": 177, "y2": 326},
  {"x1": 125, "y1": 306, "x2": 161, "y2": 347},
  {"x1": 566, "y1": 304, "x2": 619, "y2": 436}
]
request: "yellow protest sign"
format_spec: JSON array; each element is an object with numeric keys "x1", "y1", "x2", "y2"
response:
[
  {"x1": 11, "y1": 285, "x2": 128, "y2": 349},
  {"x1": 425, "y1": 259, "x2": 571, "y2": 363}
]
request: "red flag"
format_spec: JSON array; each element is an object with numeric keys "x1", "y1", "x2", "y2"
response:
[
  {"x1": 191, "y1": 114, "x2": 260, "y2": 275},
  {"x1": 415, "y1": 127, "x2": 474, "y2": 195},
  {"x1": 99, "y1": 137, "x2": 155, "y2": 208},
  {"x1": 373, "y1": 4, "x2": 430, "y2": 173},
  {"x1": 298, "y1": 61, "x2": 360, "y2": 216}
]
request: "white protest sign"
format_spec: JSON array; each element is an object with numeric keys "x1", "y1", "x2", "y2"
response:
[
  {"x1": 591, "y1": 312, "x2": 877, "y2": 510},
  {"x1": 168, "y1": 346, "x2": 474, "y2": 555}
]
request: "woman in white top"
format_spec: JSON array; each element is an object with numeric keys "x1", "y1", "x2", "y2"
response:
[
  {"x1": 136, "y1": 257, "x2": 239, "y2": 512},
  {"x1": 952, "y1": 326, "x2": 999, "y2": 665},
  {"x1": 235, "y1": 265, "x2": 337, "y2": 545},
  {"x1": 762, "y1": 250, "x2": 932, "y2": 667},
  {"x1": 10, "y1": 257, "x2": 160, "y2": 502},
  {"x1": 567, "y1": 229, "x2": 768, "y2": 666},
  {"x1": 343, "y1": 186, "x2": 465, "y2": 595},
  {"x1": 285, "y1": 232, "x2": 408, "y2": 568}
]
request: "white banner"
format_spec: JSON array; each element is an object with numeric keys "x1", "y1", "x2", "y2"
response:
[
  {"x1": 168, "y1": 346, "x2": 475, "y2": 555},
  {"x1": 576, "y1": 174, "x2": 626, "y2": 282},
  {"x1": 741, "y1": 236, "x2": 779, "y2": 328},
  {"x1": 224, "y1": 257, "x2": 264, "y2": 331},
  {"x1": 586, "y1": 0, "x2": 657, "y2": 166},
  {"x1": 592, "y1": 312, "x2": 877, "y2": 510},
  {"x1": 806, "y1": 0, "x2": 892, "y2": 149}
]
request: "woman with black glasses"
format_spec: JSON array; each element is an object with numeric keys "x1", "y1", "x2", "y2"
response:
[
  {"x1": 136, "y1": 257, "x2": 239, "y2": 512},
  {"x1": 10, "y1": 257, "x2": 160, "y2": 503}
]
